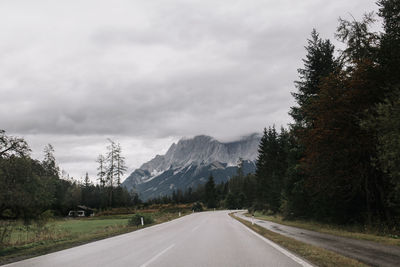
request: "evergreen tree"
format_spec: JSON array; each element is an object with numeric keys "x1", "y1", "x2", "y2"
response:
[
  {"x1": 255, "y1": 126, "x2": 289, "y2": 213},
  {"x1": 378, "y1": 0, "x2": 400, "y2": 86},
  {"x1": 114, "y1": 143, "x2": 127, "y2": 186},
  {"x1": 290, "y1": 29, "x2": 337, "y2": 128},
  {"x1": 96, "y1": 154, "x2": 106, "y2": 187},
  {"x1": 106, "y1": 139, "x2": 117, "y2": 188},
  {"x1": 42, "y1": 144, "x2": 59, "y2": 178},
  {"x1": 204, "y1": 174, "x2": 217, "y2": 208},
  {"x1": 84, "y1": 172, "x2": 91, "y2": 188}
]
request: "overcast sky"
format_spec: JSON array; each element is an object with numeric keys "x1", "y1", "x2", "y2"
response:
[{"x1": 0, "y1": 0, "x2": 379, "y2": 182}]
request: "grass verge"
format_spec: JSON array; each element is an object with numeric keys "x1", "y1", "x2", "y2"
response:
[
  {"x1": 230, "y1": 213, "x2": 369, "y2": 267},
  {"x1": 0, "y1": 210, "x2": 189, "y2": 265},
  {"x1": 246, "y1": 212, "x2": 400, "y2": 247}
]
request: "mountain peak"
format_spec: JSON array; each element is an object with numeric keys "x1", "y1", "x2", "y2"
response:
[
  {"x1": 178, "y1": 135, "x2": 216, "y2": 144},
  {"x1": 122, "y1": 133, "x2": 261, "y2": 199}
]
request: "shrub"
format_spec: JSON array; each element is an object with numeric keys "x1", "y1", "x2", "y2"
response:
[
  {"x1": 127, "y1": 213, "x2": 154, "y2": 227},
  {"x1": 192, "y1": 202, "x2": 203, "y2": 212}
]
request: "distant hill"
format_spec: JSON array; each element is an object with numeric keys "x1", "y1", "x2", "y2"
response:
[{"x1": 122, "y1": 134, "x2": 261, "y2": 200}]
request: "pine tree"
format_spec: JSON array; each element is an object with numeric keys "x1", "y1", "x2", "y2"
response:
[
  {"x1": 255, "y1": 126, "x2": 289, "y2": 213},
  {"x1": 290, "y1": 29, "x2": 337, "y2": 129},
  {"x1": 42, "y1": 144, "x2": 59, "y2": 178},
  {"x1": 114, "y1": 143, "x2": 127, "y2": 187},
  {"x1": 378, "y1": 0, "x2": 400, "y2": 86},
  {"x1": 96, "y1": 154, "x2": 106, "y2": 187},
  {"x1": 106, "y1": 139, "x2": 117, "y2": 188},
  {"x1": 84, "y1": 172, "x2": 91, "y2": 188},
  {"x1": 204, "y1": 174, "x2": 216, "y2": 208}
]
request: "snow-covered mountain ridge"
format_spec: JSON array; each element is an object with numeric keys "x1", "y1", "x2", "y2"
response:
[{"x1": 122, "y1": 133, "x2": 261, "y2": 200}]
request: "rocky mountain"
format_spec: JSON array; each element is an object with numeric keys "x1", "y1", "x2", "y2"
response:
[{"x1": 122, "y1": 133, "x2": 261, "y2": 200}]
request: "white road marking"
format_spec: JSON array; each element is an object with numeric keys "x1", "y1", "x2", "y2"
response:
[
  {"x1": 238, "y1": 220, "x2": 314, "y2": 267},
  {"x1": 140, "y1": 244, "x2": 175, "y2": 267}
]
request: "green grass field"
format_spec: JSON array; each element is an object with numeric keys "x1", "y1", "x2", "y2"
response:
[
  {"x1": 0, "y1": 210, "x2": 189, "y2": 265},
  {"x1": 53, "y1": 217, "x2": 129, "y2": 234}
]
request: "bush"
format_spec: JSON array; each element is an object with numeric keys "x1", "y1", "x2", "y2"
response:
[
  {"x1": 127, "y1": 213, "x2": 154, "y2": 227},
  {"x1": 192, "y1": 202, "x2": 203, "y2": 212},
  {"x1": 36, "y1": 210, "x2": 54, "y2": 227},
  {"x1": 0, "y1": 221, "x2": 13, "y2": 249}
]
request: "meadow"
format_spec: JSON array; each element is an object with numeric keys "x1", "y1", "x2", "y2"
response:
[{"x1": 0, "y1": 205, "x2": 191, "y2": 265}]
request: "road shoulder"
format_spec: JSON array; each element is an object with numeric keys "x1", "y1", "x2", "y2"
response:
[{"x1": 230, "y1": 212, "x2": 368, "y2": 267}]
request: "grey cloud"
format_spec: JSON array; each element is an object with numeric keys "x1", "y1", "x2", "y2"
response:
[{"x1": 0, "y1": 0, "x2": 379, "y2": 178}]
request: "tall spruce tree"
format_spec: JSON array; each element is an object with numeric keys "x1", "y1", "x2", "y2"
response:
[
  {"x1": 96, "y1": 154, "x2": 106, "y2": 187},
  {"x1": 204, "y1": 174, "x2": 217, "y2": 208},
  {"x1": 114, "y1": 143, "x2": 127, "y2": 187},
  {"x1": 290, "y1": 29, "x2": 337, "y2": 129},
  {"x1": 255, "y1": 126, "x2": 289, "y2": 213}
]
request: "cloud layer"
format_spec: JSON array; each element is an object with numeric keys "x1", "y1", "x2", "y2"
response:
[{"x1": 0, "y1": 0, "x2": 379, "y2": 180}]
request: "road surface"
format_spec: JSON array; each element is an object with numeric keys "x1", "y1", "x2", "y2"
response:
[
  {"x1": 4, "y1": 211, "x2": 312, "y2": 267},
  {"x1": 237, "y1": 212, "x2": 400, "y2": 267}
]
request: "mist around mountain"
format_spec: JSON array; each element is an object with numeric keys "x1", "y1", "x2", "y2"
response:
[{"x1": 122, "y1": 134, "x2": 261, "y2": 200}]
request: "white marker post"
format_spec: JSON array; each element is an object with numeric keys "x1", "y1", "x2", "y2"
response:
[
  {"x1": 179, "y1": 212, "x2": 181, "y2": 217},
  {"x1": 141, "y1": 217, "x2": 144, "y2": 226}
]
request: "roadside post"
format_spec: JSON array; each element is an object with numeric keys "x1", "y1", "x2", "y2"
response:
[
  {"x1": 252, "y1": 215, "x2": 255, "y2": 225},
  {"x1": 141, "y1": 217, "x2": 144, "y2": 226},
  {"x1": 179, "y1": 212, "x2": 181, "y2": 217}
]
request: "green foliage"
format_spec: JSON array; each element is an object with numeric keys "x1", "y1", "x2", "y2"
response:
[
  {"x1": 362, "y1": 86, "x2": 400, "y2": 217},
  {"x1": 282, "y1": 1, "x2": 400, "y2": 226},
  {"x1": 0, "y1": 130, "x2": 139, "y2": 224},
  {"x1": 191, "y1": 202, "x2": 203, "y2": 212},
  {"x1": 204, "y1": 175, "x2": 217, "y2": 208},
  {"x1": 0, "y1": 221, "x2": 13, "y2": 249},
  {"x1": 0, "y1": 156, "x2": 55, "y2": 223},
  {"x1": 290, "y1": 29, "x2": 337, "y2": 128},
  {"x1": 255, "y1": 127, "x2": 290, "y2": 213},
  {"x1": 225, "y1": 193, "x2": 237, "y2": 210},
  {"x1": 127, "y1": 213, "x2": 154, "y2": 227}
]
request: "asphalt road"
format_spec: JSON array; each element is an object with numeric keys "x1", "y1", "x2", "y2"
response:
[
  {"x1": 237, "y1": 212, "x2": 400, "y2": 267},
  {"x1": 4, "y1": 211, "x2": 312, "y2": 267}
]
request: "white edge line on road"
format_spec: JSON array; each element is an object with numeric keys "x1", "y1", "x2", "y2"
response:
[
  {"x1": 238, "y1": 220, "x2": 314, "y2": 267},
  {"x1": 139, "y1": 244, "x2": 175, "y2": 267}
]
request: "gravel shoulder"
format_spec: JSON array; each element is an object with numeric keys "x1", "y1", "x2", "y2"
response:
[{"x1": 236, "y1": 212, "x2": 400, "y2": 267}]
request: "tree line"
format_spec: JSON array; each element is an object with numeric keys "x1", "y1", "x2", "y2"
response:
[
  {"x1": 147, "y1": 160, "x2": 257, "y2": 210},
  {"x1": 276, "y1": 0, "x2": 400, "y2": 226},
  {"x1": 0, "y1": 131, "x2": 138, "y2": 223}
]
